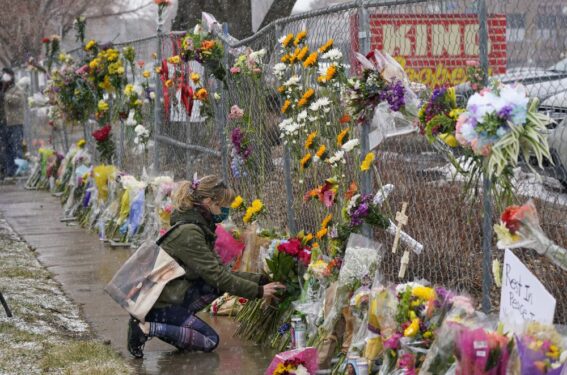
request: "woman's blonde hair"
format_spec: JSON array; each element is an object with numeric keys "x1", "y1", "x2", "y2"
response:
[{"x1": 172, "y1": 175, "x2": 235, "y2": 211}]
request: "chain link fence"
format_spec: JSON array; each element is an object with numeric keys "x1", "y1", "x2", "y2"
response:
[{"x1": 21, "y1": 0, "x2": 567, "y2": 322}]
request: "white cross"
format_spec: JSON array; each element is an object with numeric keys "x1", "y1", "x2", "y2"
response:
[{"x1": 391, "y1": 202, "x2": 408, "y2": 254}]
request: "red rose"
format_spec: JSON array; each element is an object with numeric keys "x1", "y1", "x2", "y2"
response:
[
  {"x1": 92, "y1": 124, "x2": 112, "y2": 142},
  {"x1": 238, "y1": 298, "x2": 248, "y2": 305},
  {"x1": 41, "y1": 37, "x2": 50, "y2": 44},
  {"x1": 298, "y1": 249, "x2": 312, "y2": 266},
  {"x1": 278, "y1": 238, "x2": 301, "y2": 256},
  {"x1": 501, "y1": 203, "x2": 536, "y2": 234}
]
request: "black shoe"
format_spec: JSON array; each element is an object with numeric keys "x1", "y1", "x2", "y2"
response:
[{"x1": 127, "y1": 317, "x2": 147, "y2": 358}]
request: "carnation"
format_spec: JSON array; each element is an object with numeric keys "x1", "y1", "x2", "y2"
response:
[
  {"x1": 321, "y1": 48, "x2": 343, "y2": 62},
  {"x1": 341, "y1": 138, "x2": 360, "y2": 152},
  {"x1": 92, "y1": 124, "x2": 112, "y2": 142}
]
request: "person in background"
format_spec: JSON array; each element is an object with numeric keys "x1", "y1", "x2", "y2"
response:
[
  {"x1": 1, "y1": 68, "x2": 25, "y2": 178},
  {"x1": 127, "y1": 174, "x2": 285, "y2": 358}
]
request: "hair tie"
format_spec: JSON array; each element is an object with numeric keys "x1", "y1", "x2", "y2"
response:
[{"x1": 190, "y1": 173, "x2": 200, "y2": 192}]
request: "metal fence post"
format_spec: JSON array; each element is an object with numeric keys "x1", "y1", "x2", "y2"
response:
[
  {"x1": 274, "y1": 22, "x2": 297, "y2": 234},
  {"x1": 358, "y1": 2, "x2": 372, "y2": 237},
  {"x1": 478, "y1": 0, "x2": 492, "y2": 314},
  {"x1": 218, "y1": 23, "x2": 230, "y2": 182},
  {"x1": 153, "y1": 32, "x2": 163, "y2": 175}
]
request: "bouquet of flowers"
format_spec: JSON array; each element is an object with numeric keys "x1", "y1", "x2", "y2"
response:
[
  {"x1": 236, "y1": 233, "x2": 312, "y2": 345},
  {"x1": 265, "y1": 347, "x2": 318, "y2": 375},
  {"x1": 514, "y1": 322, "x2": 566, "y2": 374},
  {"x1": 344, "y1": 193, "x2": 389, "y2": 231},
  {"x1": 230, "y1": 48, "x2": 266, "y2": 77},
  {"x1": 377, "y1": 283, "x2": 455, "y2": 374},
  {"x1": 418, "y1": 86, "x2": 463, "y2": 148},
  {"x1": 494, "y1": 200, "x2": 567, "y2": 271},
  {"x1": 181, "y1": 24, "x2": 225, "y2": 81},
  {"x1": 92, "y1": 124, "x2": 115, "y2": 164},
  {"x1": 455, "y1": 327, "x2": 512, "y2": 375}
]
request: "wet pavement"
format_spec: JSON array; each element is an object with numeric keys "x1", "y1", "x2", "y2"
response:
[{"x1": 0, "y1": 183, "x2": 275, "y2": 374}]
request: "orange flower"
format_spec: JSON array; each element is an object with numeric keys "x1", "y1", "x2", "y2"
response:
[
  {"x1": 339, "y1": 114, "x2": 351, "y2": 124},
  {"x1": 294, "y1": 31, "x2": 307, "y2": 46},
  {"x1": 281, "y1": 54, "x2": 290, "y2": 63},
  {"x1": 315, "y1": 145, "x2": 327, "y2": 160},
  {"x1": 316, "y1": 227, "x2": 328, "y2": 239},
  {"x1": 277, "y1": 86, "x2": 286, "y2": 94},
  {"x1": 318, "y1": 38, "x2": 334, "y2": 53},
  {"x1": 300, "y1": 153, "x2": 312, "y2": 169},
  {"x1": 297, "y1": 46, "x2": 309, "y2": 61},
  {"x1": 195, "y1": 88, "x2": 208, "y2": 101},
  {"x1": 317, "y1": 64, "x2": 336, "y2": 84},
  {"x1": 165, "y1": 79, "x2": 174, "y2": 88},
  {"x1": 281, "y1": 99, "x2": 291, "y2": 113},
  {"x1": 303, "y1": 52, "x2": 318, "y2": 68},
  {"x1": 321, "y1": 214, "x2": 333, "y2": 229},
  {"x1": 337, "y1": 127, "x2": 349, "y2": 146},
  {"x1": 305, "y1": 131, "x2": 317, "y2": 149},
  {"x1": 345, "y1": 181, "x2": 358, "y2": 200},
  {"x1": 201, "y1": 40, "x2": 215, "y2": 50},
  {"x1": 282, "y1": 33, "x2": 294, "y2": 48},
  {"x1": 297, "y1": 88, "x2": 315, "y2": 108}
]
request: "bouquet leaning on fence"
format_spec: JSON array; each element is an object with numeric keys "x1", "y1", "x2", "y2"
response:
[{"x1": 494, "y1": 200, "x2": 567, "y2": 271}]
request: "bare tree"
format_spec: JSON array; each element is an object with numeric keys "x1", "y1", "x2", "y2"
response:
[{"x1": 0, "y1": 0, "x2": 115, "y2": 67}]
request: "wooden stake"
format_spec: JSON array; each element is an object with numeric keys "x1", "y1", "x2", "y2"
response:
[
  {"x1": 398, "y1": 250, "x2": 410, "y2": 279},
  {"x1": 391, "y1": 202, "x2": 408, "y2": 254}
]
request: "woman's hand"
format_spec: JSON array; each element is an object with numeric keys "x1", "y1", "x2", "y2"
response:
[{"x1": 262, "y1": 282, "x2": 286, "y2": 300}]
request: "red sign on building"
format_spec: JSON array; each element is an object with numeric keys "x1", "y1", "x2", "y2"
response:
[{"x1": 351, "y1": 14, "x2": 507, "y2": 88}]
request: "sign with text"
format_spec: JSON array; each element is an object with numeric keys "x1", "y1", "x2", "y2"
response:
[
  {"x1": 499, "y1": 249, "x2": 556, "y2": 331},
  {"x1": 350, "y1": 14, "x2": 507, "y2": 87}
]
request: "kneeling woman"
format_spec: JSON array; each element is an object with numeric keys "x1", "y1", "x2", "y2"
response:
[{"x1": 127, "y1": 175, "x2": 284, "y2": 358}]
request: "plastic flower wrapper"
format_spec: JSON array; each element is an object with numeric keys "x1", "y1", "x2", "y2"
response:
[
  {"x1": 494, "y1": 200, "x2": 567, "y2": 271},
  {"x1": 265, "y1": 347, "x2": 318, "y2": 375},
  {"x1": 513, "y1": 322, "x2": 567, "y2": 375},
  {"x1": 214, "y1": 224, "x2": 245, "y2": 264},
  {"x1": 455, "y1": 325, "x2": 513, "y2": 375}
]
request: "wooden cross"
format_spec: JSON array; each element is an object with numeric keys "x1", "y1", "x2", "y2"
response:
[{"x1": 391, "y1": 202, "x2": 408, "y2": 254}]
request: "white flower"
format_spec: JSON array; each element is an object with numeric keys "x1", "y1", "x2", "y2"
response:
[
  {"x1": 121, "y1": 175, "x2": 146, "y2": 191},
  {"x1": 297, "y1": 110, "x2": 308, "y2": 122},
  {"x1": 328, "y1": 150, "x2": 345, "y2": 166},
  {"x1": 250, "y1": 49, "x2": 266, "y2": 63},
  {"x1": 284, "y1": 75, "x2": 300, "y2": 87},
  {"x1": 134, "y1": 84, "x2": 144, "y2": 97},
  {"x1": 193, "y1": 24, "x2": 202, "y2": 35},
  {"x1": 273, "y1": 63, "x2": 287, "y2": 79},
  {"x1": 214, "y1": 92, "x2": 221, "y2": 101},
  {"x1": 277, "y1": 35, "x2": 287, "y2": 44},
  {"x1": 125, "y1": 110, "x2": 137, "y2": 127},
  {"x1": 134, "y1": 124, "x2": 149, "y2": 136},
  {"x1": 341, "y1": 138, "x2": 360, "y2": 152},
  {"x1": 347, "y1": 194, "x2": 360, "y2": 212},
  {"x1": 295, "y1": 365, "x2": 309, "y2": 375},
  {"x1": 395, "y1": 282, "x2": 422, "y2": 295},
  {"x1": 149, "y1": 92, "x2": 156, "y2": 100},
  {"x1": 308, "y1": 116, "x2": 319, "y2": 122},
  {"x1": 309, "y1": 97, "x2": 331, "y2": 113},
  {"x1": 322, "y1": 48, "x2": 343, "y2": 62}
]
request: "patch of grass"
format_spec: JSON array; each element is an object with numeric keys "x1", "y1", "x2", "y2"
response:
[
  {"x1": 0, "y1": 322, "x2": 45, "y2": 343},
  {"x1": 41, "y1": 340, "x2": 132, "y2": 375},
  {"x1": 0, "y1": 266, "x2": 42, "y2": 279}
]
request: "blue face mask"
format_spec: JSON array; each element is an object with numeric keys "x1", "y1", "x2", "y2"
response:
[{"x1": 212, "y1": 207, "x2": 230, "y2": 223}]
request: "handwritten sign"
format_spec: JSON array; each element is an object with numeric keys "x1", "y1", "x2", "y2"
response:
[{"x1": 499, "y1": 249, "x2": 556, "y2": 331}]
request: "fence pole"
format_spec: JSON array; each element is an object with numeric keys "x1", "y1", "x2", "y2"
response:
[
  {"x1": 152, "y1": 30, "x2": 163, "y2": 175},
  {"x1": 478, "y1": 0, "x2": 492, "y2": 314},
  {"x1": 218, "y1": 23, "x2": 230, "y2": 182},
  {"x1": 23, "y1": 71, "x2": 32, "y2": 155},
  {"x1": 274, "y1": 22, "x2": 297, "y2": 235},
  {"x1": 358, "y1": 2, "x2": 372, "y2": 237}
]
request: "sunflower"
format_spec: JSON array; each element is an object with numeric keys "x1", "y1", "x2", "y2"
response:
[
  {"x1": 281, "y1": 99, "x2": 291, "y2": 113},
  {"x1": 143, "y1": 70, "x2": 151, "y2": 78},
  {"x1": 316, "y1": 227, "x2": 328, "y2": 239},
  {"x1": 336, "y1": 127, "x2": 349, "y2": 146},
  {"x1": 305, "y1": 131, "x2": 317, "y2": 149},
  {"x1": 315, "y1": 145, "x2": 328, "y2": 160},
  {"x1": 297, "y1": 88, "x2": 315, "y2": 108},
  {"x1": 230, "y1": 196, "x2": 244, "y2": 209},
  {"x1": 281, "y1": 54, "x2": 290, "y2": 63},
  {"x1": 165, "y1": 79, "x2": 174, "y2": 88},
  {"x1": 195, "y1": 88, "x2": 208, "y2": 100},
  {"x1": 318, "y1": 39, "x2": 334, "y2": 53},
  {"x1": 190, "y1": 72, "x2": 201, "y2": 83},
  {"x1": 317, "y1": 64, "x2": 337, "y2": 83},
  {"x1": 168, "y1": 55, "x2": 181, "y2": 64},
  {"x1": 297, "y1": 46, "x2": 309, "y2": 61},
  {"x1": 282, "y1": 33, "x2": 294, "y2": 48},
  {"x1": 277, "y1": 86, "x2": 286, "y2": 94},
  {"x1": 300, "y1": 153, "x2": 312, "y2": 169},
  {"x1": 303, "y1": 52, "x2": 318, "y2": 68},
  {"x1": 321, "y1": 213, "x2": 333, "y2": 229},
  {"x1": 294, "y1": 30, "x2": 307, "y2": 46}
]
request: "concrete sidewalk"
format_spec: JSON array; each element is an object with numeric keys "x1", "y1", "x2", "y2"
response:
[{"x1": 0, "y1": 184, "x2": 274, "y2": 375}]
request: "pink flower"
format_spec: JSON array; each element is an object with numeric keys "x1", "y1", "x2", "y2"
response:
[
  {"x1": 228, "y1": 105, "x2": 244, "y2": 120},
  {"x1": 466, "y1": 60, "x2": 480, "y2": 67},
  {"x1": 159, "y1": 228, "x2": 167, "y2": 236},
  {"x1": 75, "y1": 64, "x2": 89, "y2": 75},
  {"x1": 230, "y1": 66, "x2": 241, "y2": 74}
]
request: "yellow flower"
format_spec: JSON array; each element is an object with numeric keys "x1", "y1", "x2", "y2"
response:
[
  {"x1": 294, "y1": 30, "x2": 307, "y2": 46},
  {"x1": 316, "y1": 227, "x2": 328, "y2": 239},
  {"x1": 85, "y1": 40, "x2": 96, "y2": 51},
  {"x1": 97, "y1": 100, "x2": 109, "y2": 112},
  {"x1": 300, "y1": 153, "x2": 312, "y2": 169},
  {"x1": 99, "y1": 75, "x2": 112, "y2": 91},
  {"x1": 168, "y1": 55, "x2": 181, "y2": 64},
  {"x1": 303, "y1": 52, "x2": 318, "y2": 68},
  {"x1": 277, "y1": 86, "x2": 286, "y2": 94},
  {"x1": 124, "y1": 84, "x2": 135, "y2": 97},
  {"x1": 297, "y1": 88, "x2": 315, "y2": 108},
  {"x1": 134, "y1": 99, "x2": 143, "y2": 107},
  {"x1": 423, "y1": 331, "x2": 433, "y2": 339},
  {"x1": 88, "y1": 58, "x2": 100, "y2": 70},
  {"x1": 251, "y1": 199, "x2": 263, "y2": 213},
  {"x1": 155, "y1": 66, "x2": 162, "y2": 74},
  {"x1": 449, "y1": 108, "x2": 464, "y2": 119},
  {"x1": 439, "y1": 133, "x2": 458, "y2": 148},
  {"x1": 280, "y1": 54, "x2": 290, "y2": 64},
  {"x1": 195, "y1": 88, "x2": 208, "y2": 101},
  {"x1": 412, "y1": 286, "x2": 436, "y2": 301},
  {"x1": 337, "y1": 127, "x2": 349, "y2": 146},
  {"x1": 305, "y1": 131, "x2": 317, "y2": 149},
  {"x1": 143, "y1": 70, "x2": 151, "y2": 79},
  {"x1": 282, "y1": 33, "x2": 294, "y2": 48},
  {"x1": 152, "y1": 52, "x2": 158, "y2": 59},
  {"x1": 243, "y1": 207, "x2": 253, "y2": 223},
  {"x1": 77, "y1": 139, "x2": 86, "y2": 148},
  {"x1": 190, "y1": 72, "x2": 201, "y2": 83},
  {"x1": 297, "y1": 46, "x2": 309, "y2": 61},
  {"x1": 281, "y1": 99, "x2": 291, "y2": 114},
  {"x1": 165, "y1": 79, "x2": 174, "y2": 88},
  {"x1": 321, "y1": 214, "x2": 333, "y2": 229},
  {"x1": 231, "y1": 196, "x2": 244, "y2": 209},
  {"x1": 315, "y1": 145, "x2": 327, "y2": 159},
  {"x1": 404, "y1": 318, "x2": 420, "y2": 337},
  {"x1": 318, "y1": 38, "x2": 334, "y2": 53},
  {"x1": 304, "y1": 233, "x2": 314, "y2": 242},
  {"x1": 360, "y1": 152, "x2": 375, "y2": 171},
  {"x1": 105, "y1": 48, "x2": 119, "y2": 62},
  {"x1": 108, "y1": 61, "x2": 124, "y2": 75}
]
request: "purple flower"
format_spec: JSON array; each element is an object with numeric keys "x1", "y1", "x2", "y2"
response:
[
  {"x1": 379, "y1": 81, "x2": 406, "y2": 112},
  {"x1": 383, "y1": 333, "x2": 402, "y2": 350},
  {"x1": 231, "y1": 127, "x2": 252, "y2": 160},
  {"x1": 497, "y1": 105, "x2": 513, "y2": 120}
]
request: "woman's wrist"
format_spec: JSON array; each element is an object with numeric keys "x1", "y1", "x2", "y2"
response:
[
  {"x1": 257, "y1": 285, "x2": 264, "y2": 298},
  {"x1": 258, "y1": 275, "x2": 270, "y2": 286}
]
